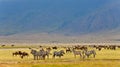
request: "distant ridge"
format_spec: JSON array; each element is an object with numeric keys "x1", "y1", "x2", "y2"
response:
[{"x1": 0, "y1": 0, "x2": 120, "y2": 43}]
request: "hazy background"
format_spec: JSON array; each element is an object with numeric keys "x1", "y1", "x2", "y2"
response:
[{"x1": 0, "y1": 0, "x2": 120, "y2": 43}]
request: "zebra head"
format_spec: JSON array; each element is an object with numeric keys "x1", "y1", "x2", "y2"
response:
[
  {"x1": 60, "y1": 50, "x2": 65, "y2": 54},
  {"x1": 31, "y1": 49, "x2": 37, "y2": 55}
]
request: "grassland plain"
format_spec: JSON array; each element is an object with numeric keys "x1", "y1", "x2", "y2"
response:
[{"x1": 0, "y1": 45, "x2": 120, "y2": 67}]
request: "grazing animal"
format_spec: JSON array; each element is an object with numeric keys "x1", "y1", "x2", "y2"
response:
[
  {"x1": 74, "y1": 45, "x2": 87, "y2": 50},
  {"x1": 39, "y1": 49, "x2": 51, "y2": 59},
  {"x1": 1, "y1": 45, "x2": 5, "y2": 47},
  {"x1": 31, "y1": 49, "x2": 39, "y2": 60},
  {"x1": 66, "y1": 48, "x2": 72, "y2": 53},
  {"x1": 13, "y1": 51, "x2": 29, "y2": 59},
  {"x1": 72, "y1": 49, "x2": 82, "y2": 58},
  {"x1": 96, "y1": 47, "x2": 102, "y2": 51},
  {"x1": 12, "y1": 51, "x2": 22, "y2": 56},
  {"x1": 46, "y1": 47, "x2": 51, "y2": 51},
  {"x1": 52, "y1": 46, "x2": 57, "y2": 50},
  {"x1": 109, "y1": 45, "x2": 116, "y2": 50},
  {"x1": 82, "y1": 50, "x2": 96, "y2": 58},
  {"x1": 30, "y1": 49, "x2": 50, "y2": 60},
  {"x1": 11, "y1": 45, "x2": 15, "y2": 47},
  {"x1": 20, "y1": 52, "x2": 29, "y2": 59},
  {"x1": 53, "y1": 50, "x2": 65, "y2": 58}
]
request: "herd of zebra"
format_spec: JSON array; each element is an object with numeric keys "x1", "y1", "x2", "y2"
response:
[{"x1": 12, "y1": 45, "x2": 120, "y2": 60}]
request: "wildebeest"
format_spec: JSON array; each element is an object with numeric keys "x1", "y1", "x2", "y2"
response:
[
  {"x1": 82, "y1": 50, "x2": 96, "y2": 59},
  {"x1": 66, "y1": 47, "x2": 72, "y2": 53},
  {"x1": 52, "y1": 46, "x2": 57, "y2": 50},
  {"x1": 11, "y1": 44, "x2": 15, "y2": 47},
  {"x1": 1, "y1": 45, "x2": 5, "y2": 47},
  {"x1": 12, "y1": 51, "x2": 22, "y2": 56},
  {"x1": 20, "y1": 52, "x2": 29, "y2": 59},
  {"x1": 53, "y1": 50, "x2": 65, "y2": 58},
  {"x1": 12, "y1": 51, "x2": 29, "y2": 59},
  {"x1": 96, "y1": 47, "x2": 102, "y2": 51},
  {"x1": 46, "y1": 47, "x2": 51, "y2": 51},
  {"x1": 109, "y1": 45, "x2": 116, "y2": 50},
  {"x1": 74, "y1": 45, "x2": 87, "y2": 50},
  {"x1": 72, "y1": 49, "x2": 82, "y2": 58}
]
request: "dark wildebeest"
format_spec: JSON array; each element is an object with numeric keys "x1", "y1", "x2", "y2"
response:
[
  {"x1": 13, "y1": 51, "x2": 29, "y2": 59},
  {"x1": 82, "y1": 50, "x2": 96, "y2": 59},
  {"x1": 72, "y1": 49, "x2": 82, "y2": 58},
  {"x1": 46, "y1": 47, "x2": 51, "y2": 51},
  {"x1": 11, "y1": 45, "x2": 15, "y2": 47},
  {"x1": 66, "y1": 47, "x2": 72, "y2": 53},
  {"x1": 96, "y1": 47, "x2": 102, "y2": 51},
  {"x1": 109, "y1": 45, "x2": 116, "y2": 50},
  {"x1": 12, "y1": 51, "x2": 22, "y2": 56},
  {"x1": 74, "y1": 45, "x2": 87, "y2": 50},
  {"x1": 1, "y1": 45, "x2": 5, "y2": 47},
  {"x1": 20, "y1": 52, "x2": 29, "y2": 59},
  {"x1": 53, "y1": 50, "x2": 65, "y2": 58},
  {"x1": 52, "y1": 46, "x2": 57, "y2": 50}
]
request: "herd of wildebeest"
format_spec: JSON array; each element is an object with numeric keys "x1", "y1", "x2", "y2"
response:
[{"x1": 12, "y1": 45, "x2": 120, "y2": 60}]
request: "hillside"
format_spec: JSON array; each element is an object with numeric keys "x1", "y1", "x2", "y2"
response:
[{"x1": 0, "y1": 0, "x2": 120, "y2": 43}]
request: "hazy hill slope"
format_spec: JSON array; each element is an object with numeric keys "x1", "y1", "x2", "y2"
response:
[
  {"x1": 57, "y1": 3, "x2": 120, "y2": 35},
  {"x1": 0, "y1": 0, "x2": 120, "y2": 36}
]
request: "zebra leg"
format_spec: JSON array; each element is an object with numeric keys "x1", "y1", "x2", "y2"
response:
[
  {"x1": 53, "y1": 55, "x2": 55, "y2": 59},
  {"x1": 59, "y1": 56, "x2": 61, "y2": 58},
  {"x1": 93, "y1": 54, "x2": 95, "y2": 58},
  {"x1": 37, "y1": 56, "x2": 39, "y2": 60},
  {"x1": 43, "y1": 56, "x2": 45, "y2": 60},
  {"x1": 83, "y1": 55, "x2": 85, "y2": 59},
  {"x1": 47, "y1": 55, "x2": 49, "y2": 59},
  {"x1": 87, "y1": 55, "x2": 89, "y2": 58},
  {"x1": 80, "y1": 54, "x2": 82, "y2": 58},
  {"x1": 34, "y1": 56, "x2": 36, "y2": 60},
  {"x1": 39, "y1": 56, "x2": 41, "y2": 60}
]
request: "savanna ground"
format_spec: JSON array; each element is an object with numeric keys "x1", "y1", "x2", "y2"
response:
[{"x1": 0, "y1": 44, "x2": 120, "y2": 67}]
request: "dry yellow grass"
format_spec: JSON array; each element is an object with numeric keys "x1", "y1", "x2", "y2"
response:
[{"x1": 0, "y1": 44, "x2": 120, "y2": 67}]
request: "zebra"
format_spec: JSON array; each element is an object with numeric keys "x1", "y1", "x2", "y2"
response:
[
  {"x1": 30, "y1": 49, "x2": 51, "y2": 60},
  {"x1": 39, "y1": 49, "x2": 51, "y2": 59},
  {"x1": 72, "y1": 49, "x2": 82, "y2": 58},
  {"x1": 31, "y1": 49, "x2": 39, "y2": 60},
  {"x1": 82, "y1": 50, "x2": 96, "y2": 59},
  {"x1": 53, "y1": 50, "x2": 65, "y2": 58}
]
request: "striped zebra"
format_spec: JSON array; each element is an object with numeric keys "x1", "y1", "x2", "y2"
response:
[
  {"x1": 30, "y1": 49, "x2": 50, "y2": 60},
  {"x1": 82, "y1": 50, "x2": 96, "y2": 58},
  {"x1": 53, "y1": 50, "x2": 65, "y2": 58},
  {"x1": 39, "y1": 49, "x2": 51, "y2": 59},
  {"x1": 72, "y1": 49, "x2": 82, "y2": 58},
  {"x1": 30, "y1": 49, "x2": 39, "y2": 60}
]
